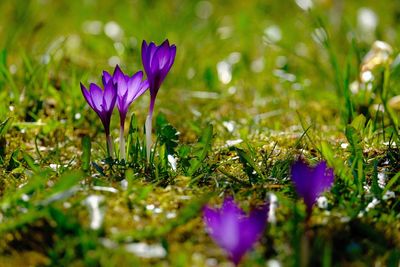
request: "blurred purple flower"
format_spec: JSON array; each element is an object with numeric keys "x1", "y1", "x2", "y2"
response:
[
  {"x1": 203, "y1": 197, "x2": 268, "y2": 266},
  {"x1": 291, "y1": 160, "x2": 334, "y2": 216},
  {"x1": 141, "y1": 39, "x2": 176, "y2": 161},
  {"x1": 81, "y1": 75, "x2": 117, "y2": 156}
]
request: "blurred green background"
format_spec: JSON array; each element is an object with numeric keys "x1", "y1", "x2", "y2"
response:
[{"x1": 1, "y1": 0, "x2": 399, "y2": 135}]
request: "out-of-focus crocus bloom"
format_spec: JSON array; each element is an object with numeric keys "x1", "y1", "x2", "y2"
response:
[
  {"x1": 291, "y1": 160, "x2": 334, "y2": 217},
  {"x1": 103, "y1": 65, "x2": 148, "y2": 160},
  {"x1": 203, "y1": 197, "x2": 268, "y2": 266},
  {"x1": 141, "y1": 39, "x2": 176, "y2": 161},
  {"x1": 81, "y1": 77, "x2": 117, "y2": 157}
]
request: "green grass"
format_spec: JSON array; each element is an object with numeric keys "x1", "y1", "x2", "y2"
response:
[{"x1": 0, "y1": 0, "x2": 400, "y2": 266}]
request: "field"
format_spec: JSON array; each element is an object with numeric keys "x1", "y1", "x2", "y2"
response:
[{"x1": 0, "y1": 0, "x2": 399, "y2": 266}]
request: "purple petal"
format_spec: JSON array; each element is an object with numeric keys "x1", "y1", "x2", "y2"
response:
[
  {"x1": 154, "y1": 41, "x2": 172, "y2": 69},
  {"x1": 89, "y1": 83, "x2": 104, "y2": 112},
  {"x1": 160, "y1": 45, "x2": 176, "y2": 79},
  {"x1": 141, "y1": 40, "x2": 148, "y2": 58},
  {"x1": 167, "y1": 45, "x2": 177, "y2": 68},
  {"x1": 80, "y1": 83, "x2": 95, "y2": 109},
  {"x1": 113, "y1": 64, "x2": 126, "y2": 80},
  {"x1": 142, "y1": 41, "x2": 157, "y2": 76},
  {"x1": 203, "y1": 197, "x2": 268, "y2": 265},
  {"x1": 141, "y1": 39, "x2": 176, "y2": 110},
  {"x1": 239, "y1": 205, "x2": 268, "y2": 248},
  {"x1": 117, "y1": 92, "x2": 129, "y2": 120},
  {"x1": 141, "y1": 40, "x2": 150, "y2": 75},
  {"x1": 291, "y1": 160, "x2": 334, "y2": 214},
  {"x1": 161, "y1": 45, "x2": 176, "y2": 78},
  {"x1": 203, "y1": 205, "x2": 221, "y2": 235},
  {"x1": 203, "y1": 205, "x2": 234, "y2": 255},
  {"x1": 147, "y1": 42, "x2": 157, "y2": 68},
  {"x1": 136, "y1": 81, "x2": 149, "y2": 101},
  {"x1": 116, "y1": 74, "x2": 128, "y2": 100},
  {"x1": 102, "y1": 71, "x2": 113, "y2": 85},
  {"x1": 291, "y1": 161, "x2": 314, "y2": 198},
  {"x1": 126, "y1": 71, "x2": 144, "y2": 101},
  {"x1": 149, "y1": 42, "x2": 176, "y2": 88},
  {"x1": 103, "y1": 81, "x2": 117, "y2": 111},
  {"x1": 313, "y1": 161, "x2": 334, "y2": 196},
  {"x1": 162, "y1": 39, "x2": 170, "y2": 46},
  {"x1": 221, "y1": 197, "x2": 245, "y2": 217},
  {"x1": 139, "y1": 79, "x2": 149, "y2": 95},
  {"x1": 204, "y1": 199, "x2": 242, "y2": 252},
  {"x1": 130, "y1": 70, "x2": 144, "y2": 81}
]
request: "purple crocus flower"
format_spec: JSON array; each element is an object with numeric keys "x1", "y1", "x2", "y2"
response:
[
  {"x1": 103, "y1": 65, "x2": 148, "y2": 160},
  {"x1": 291, "y1": 160, "x2": 334, "y2": 217},
  {"x1": 141, "y1": 39, "x2": 176, "y2": 161},
  {"x1": 142, "y1": 39, "x2": 176, "y2": 116},
  {"x1": 203, "y1": 197, "x2": 268, "y2": 266},
  {"x1": 80, "y1": 76, "x2": 117, "y2": 157}
]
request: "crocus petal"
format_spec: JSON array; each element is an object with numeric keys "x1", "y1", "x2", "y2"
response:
[
  {"x1": 113, "y1": 64, "x2": 124, "y2": 78},
  {"x1": 221, "y1": 197, "x2": 245, "y2": 217},
  {"x1": 203, "y1": 206, "x2": 221, "y2": 235},
  {"x1": 113, "y1": 66, "x2": 128, "y2": 98},
  {"x1": 204, "y1": 203, "x2": 241, "y2": 260},
  {"x1": 141, "y1": 40, "x2": 149, "y2": 72},
  {"x1": 102, "y1": 71, "x2": 113, "y2": 85},
  {"x1": 142, "y1": 41, "x2": 152, "y2": 68},
  {"x1": 80, "y1": 83, "x2": 95, "y2": 109},
  {"x1": 166, "y1": 45, "x2": 177, "y2": 69},
  {"x1": 126, "y1": 71, "x2": 144, "y2": 101},
  {"x1": 203, "y1": 197, "x2": 268, "y2": 265},
  {"x1": 89, "y1": 83, "x2": 104, "y2": 112},
  {"x1": 291, "y1": 160, "x2": 334, "y2": 214},
  {"x1": 291, "y1": 161, "x2": 314, "y2": 203},
  {"x1": 139, "y1": 79, "x2": 150, "y2": 95},
  {"x1": 313, "y1": 161, "x2": 334, "y2": 197},
  {"x1": 239, "y1": 205, "x2": 268, "y2": 250},
  {"x1": 103, "y1": 80, "x2": 117, "y2": 110},
  {"x1": 153, "y1": 40, "x2": 172, "y2": 69},
  {"x1": 116, "y1": 76, "x2": 128, "y2": 99},
  {"x1": 160, "y1": 45, "x2": 176, "y2": 80},
  {"x1": 110, "y1": 66, "x2": 149, "y2": 127},
  {"x1": 81, "y1": 72, "x2": 118, "y2": 139},
  {"x1": 142, "y1": 41, "x2": 157, "y2": 76},
  {"x1": 147, "y1": 43, "x2": 157, "y2": 69},
  {"x1": 218, "y1": 198, "x2": 242, "y2": 249},
  {"x1": 118, "y1": 92, "x2": 129, "y2": 120},
  {"x1": 142, "y1": 40, "x2": 176, "y2": 98}
]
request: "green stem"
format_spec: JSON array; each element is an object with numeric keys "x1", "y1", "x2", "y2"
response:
[
  {"x1": 145, "y1": 114, "x2": 152, "y2": 163},
  {"x1": 106, "y1": 134, "x2": 114, "y2": 158},
  {"x1": 120, "y1": 125, "x2": 126, "y2": 161}
]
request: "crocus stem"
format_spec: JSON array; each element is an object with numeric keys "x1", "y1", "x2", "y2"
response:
[
  {"x1": 300, "y1": 233, "x2": 310, "y2": 267},
  {"x1": 106, "y1": 134, "x2": 114, "y2": 158},
  {"x1": 145, "y1": 114, "x2": 152, "y2": 163},
  {"x1": 119, "y1": 124, "x2": 126, "y2": 161}
]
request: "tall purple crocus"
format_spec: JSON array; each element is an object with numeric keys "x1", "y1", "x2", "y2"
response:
[
  {"x1": 291, "y1": 160, "x2": 334, "y2": 217},
  {"x1": 203, "y1": 197, "x2": 268, "y2": 266},
  {"x1": 141, "y1": 39, "x2": 176, "y2": 161},
  {"x1": 81, "y1": 76, "x2": 117, "y2": 157},
  {"x1": 103, "y1": 65, "x2": 148, "y2": 160}
]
